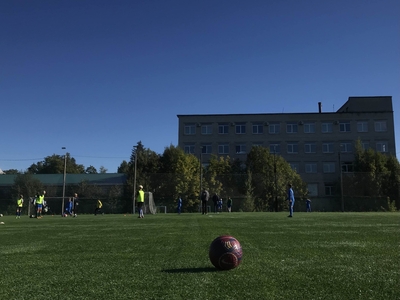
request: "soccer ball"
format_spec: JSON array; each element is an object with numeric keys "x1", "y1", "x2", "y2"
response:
[
  {"x1": 209, "y1": 235, "x2": 243, "y2": 270},
  {"x1": 0, "y1": 214, "x2": 3, "y2": 217}
]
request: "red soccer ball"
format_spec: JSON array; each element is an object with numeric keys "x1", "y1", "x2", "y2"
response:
[{"x1": 209, "y1": 235, "x2": 243, "y2": 270}]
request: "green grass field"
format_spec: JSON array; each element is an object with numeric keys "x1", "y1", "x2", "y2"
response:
[{"x1": 1, "y1": 212, "x2": 399, "y2": 300}]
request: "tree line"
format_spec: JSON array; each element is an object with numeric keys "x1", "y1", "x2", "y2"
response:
[{"x1": 3, "y1": 140, "x2": 399, "y2": 212}]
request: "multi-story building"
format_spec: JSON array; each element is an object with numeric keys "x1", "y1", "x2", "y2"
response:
[{"x1": 177, "y1": 96, "x2": 396, "y2": 197}]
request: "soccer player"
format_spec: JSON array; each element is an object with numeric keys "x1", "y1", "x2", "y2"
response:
[
  {"x1": 227, "y1": 197, "x2": 232, "y2": 213},
  {"x1": 201, "y1": 189, "x2": 209, "y2": 215},
  {"x1": 177, "y1": 196, "x2": 182, "y2": 214},
  {"x1": 137, "y1": 185, "x2": 145, "y2": 218},
  {"x1": 73, "y1": 193, "x2": 79, "y2": 217},
  {"x1": 66, "y1": 198, "x2": 73, "y2": 216},
  {"x1": 287, "y1": 184, "x2": 295, "y2": 217},
  {"x1": 16, "y1": 195, "x2": 23, "y2": 219},
  {"x1": 36, "y1": 191, "x2": 46, "y2": 219},
  {"x1": 306, "y1": 198, "x2": 312, "y2": 212},
  {"x1": 94, "y1": 199, "x2": 102, "y2": 216}
]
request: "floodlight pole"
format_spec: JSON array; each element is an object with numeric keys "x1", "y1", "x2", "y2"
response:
[
  {"x1": 62, "y1": 147, "x2": 67, "y2": 215},
  {"x1": 133, "y1": 146, "x2": 138, "y2": 215}
]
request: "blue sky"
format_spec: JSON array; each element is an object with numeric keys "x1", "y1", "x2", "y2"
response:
[{"x1": 1, "y1": 0, "x2": 399, "y2": 173}]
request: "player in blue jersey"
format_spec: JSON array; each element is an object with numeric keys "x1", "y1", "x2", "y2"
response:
[{"x1": 287, "y1": 184, "x2": 295, "y2": 217}]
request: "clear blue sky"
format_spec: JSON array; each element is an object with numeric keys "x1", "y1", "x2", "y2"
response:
[{"x1": 1, "y1": 0, "x2": 399, "y2": 173}]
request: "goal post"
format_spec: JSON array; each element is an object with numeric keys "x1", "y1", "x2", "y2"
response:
[{"x1": 144, "y1": 192, "x2": 156, "y2": 215}]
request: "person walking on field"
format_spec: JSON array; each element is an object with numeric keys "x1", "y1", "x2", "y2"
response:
[
  {"x1": 227, "y1": 197, "x2": 232, "y2": 213},
  {"x1": 177, "y1": 196, "x2": 182, "y2": 214},
  {"x1": 212, "y1": 193, "x2": 219, "y2": 213},
  {"x1": 306, "y1": 198, "x2": 312, "y2": 212},
  {"x1": 287, "y1": 184, "x2": 295, "y2": 217},
  {"x1": 16, "y1": 195, "x2": 24, "y2": 219},
  {"x1": 137, "y1": 185, "x2": 145, "y2": 218},
  {"x1": 201, "y1": 189, "x2": 209, "y2": 215}
]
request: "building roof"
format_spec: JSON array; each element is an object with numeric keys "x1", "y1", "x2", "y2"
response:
[{"x1": 0, "y1": 173, "x2": 127, "y2": 186}]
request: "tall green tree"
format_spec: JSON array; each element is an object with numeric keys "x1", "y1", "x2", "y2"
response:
[
  {"x1": 158, "y1": 145, "x2": 200, "y2": 212},
  {"x1": 27, "y1": 153, "x2": 85, "y2": 174},
  {"x1": 246, "y1": 146, "x2": 306, "y2": 211}
]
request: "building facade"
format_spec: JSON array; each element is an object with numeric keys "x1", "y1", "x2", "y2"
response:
[{"x1": 177, "y1": 96, "x2": 396, "y2": 197}]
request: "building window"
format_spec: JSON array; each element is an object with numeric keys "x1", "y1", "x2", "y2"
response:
[
  {"x1": 287, "y1": 142, "x2": 298, "y2": 154},
  {"x1": 304, "y1": 142, "x2": 317, "y2": 154},
  {"x1": 289, "y1": 163, "x2": 299, "y2": 173},
  {"x1": 340, "y1": 142, "x2": 352, "y2": 153},
  {"x1": 357, "y1": 121, "x2": 368, "y2": 133},
  {"x1": 374, "y1": 120, "x2": 387, "y2": 132},
  {"x1": 218, "y1": 124, "x2": 229, "y2": 134},
  {"x1": 376, "y1": 141, "x2": 388, "y2": 153},
  {"x1": 218, "y1": 143, "x2": 229, "y2": 154},
  {"x1": 235, "y1": 144, "x2": 246, "y2": 154},
  {"x1": 323, "y1": 162, "x2": 335, "y2": 173},
  {"x1": 322, "y1": 122, "x2": 333, "y2": 133},
  {"x1": 341, "y1": 162, "x2": 353, "y2": 173},
  {"x1": 184, "y1": 144, "x2": 195, "y2": 154},
  {"x1": 235, "y1": 123, "x2": 246, "y2": 134},
  {"x1": 201, "y1": 144, "x2": 212, "y2": 154},
  {"x1": 252, "y1": 142, "x2": 263, "y2": 148},
  {"x1": 304, "y1": 123, "x2": 316, "y2": 133},
  {"x1": 286, "y1": 122, "x2": 298, "y2": 133},
  {"x1": 269, "y1": 123, "x2": 280, "y2": 134},
  {"x1": 339, "y1": 121, "x2": 351, "y2": 132},
  {"x1": 325, "y1": 184, "x2": 335, "y2": 196},
  {"x1": 322, "y1": 142, "x2": 334, "y2": 153},
  {"x1": 362, "y1": 141, "x2": 370, "y2": 150},
  {"x1": 184, "y1": 124, "x2": 196, "y2": 135},
  {"x1": 269, "y1": 143, "x2": 281, "y2": 154},
  {"x1": 305, "y1": 163, "x2": 317, "y2": 173},
  {"x1": 252, "y1": 123, "x2": 263, "y2": 134},
  {"x1": 307, "y1": 184, "x2": 318, "y2": 196},
  {"x1": 201, "y1": 124, "x2": 212, "y2": 135}
]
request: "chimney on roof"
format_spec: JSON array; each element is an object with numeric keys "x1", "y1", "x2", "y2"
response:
[{"x1": 318, "y1": 102, "x2": 322, "y2": 113}]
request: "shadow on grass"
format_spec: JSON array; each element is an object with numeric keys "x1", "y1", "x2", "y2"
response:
[{"x1": 162, "y1": 267, "x2": 218, "y2": 273}]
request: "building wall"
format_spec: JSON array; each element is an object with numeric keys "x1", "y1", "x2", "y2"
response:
[{"x1": 177, "y1": 97, "x2": 396, "y2": 197}]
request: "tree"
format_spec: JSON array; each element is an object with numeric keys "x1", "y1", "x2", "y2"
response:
[
  {"x1": 158, "y1": 145, "x2": 200, "y2": 212},
  {"x1": 117, "y1": 160, "x2": 129, "y2": 173},
  {"x1": 246, "y1": 146, "x2": 306, "y2": 211},
  {"x1": 27, "y1": 153, "x2": 85, "y2": 174},
  {"x1": 99, "y1": 166, "x2": 108, "y2": 174},
  {"x1": 85, "y1": 166, "x2": 98, "y2": 174},
  {"x1": 2, "y1": 169, "x2": 20, "y2": 174}
]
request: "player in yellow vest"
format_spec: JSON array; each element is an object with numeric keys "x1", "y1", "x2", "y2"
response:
[
  {"x1": 137, "y1": 185, "x2": 145, "y2": 218},
  {"x1": 95, "y1": 199, "x2": 103, "y2": 216},
  {"x1": 16, "y1": 195, "x2": 24, "y2": 219},
  {"x1": 36, "y1": 191, "x2": 46, "y2": 219}
]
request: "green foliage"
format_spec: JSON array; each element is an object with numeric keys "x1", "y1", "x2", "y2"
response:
[
  {"x1": 27, "y1": 153, "x2": 85, "y2": 174},
  {"x1": 352, "y1": 140, "x2": 400, "y2": 202},
  {"x1": 85, "y1": 165, "x2": 98, "y2": 174},
  {"x1": 158, "y1": 145, "x2": 200, "y2": 212},
  {"x1": 246, "y1": 146, "x2": 307, "y2": 211},
  {"x1": 240, "y1": 170, "x2": 255, "y2": 212}
]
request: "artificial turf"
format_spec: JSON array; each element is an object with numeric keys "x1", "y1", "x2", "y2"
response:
[{"x1": 0, "y1": 212, "x2": 399, "y2": 300}]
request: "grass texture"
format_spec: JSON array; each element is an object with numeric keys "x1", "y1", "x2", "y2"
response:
[{"x1": 0, "y1": 212, "x2": 399, "y2": 300}]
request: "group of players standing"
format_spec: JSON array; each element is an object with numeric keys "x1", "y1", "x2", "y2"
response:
[{"x1": 15, "y1": 191, "x2": 80, "y2": 219}]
